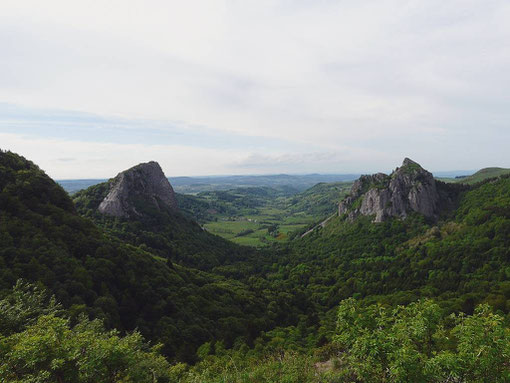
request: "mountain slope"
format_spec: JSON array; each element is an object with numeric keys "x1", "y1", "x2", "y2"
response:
[
  {"x1": 2, "y1": 150, "x2": 509, "y2": 376},
  {"x1": 282, "y1": 172, "x2": 510, "y2": 327},
  {"x1": 338, "y1": 158, "x2": 464, "y2": 222},
  {"x1": 286, "y1": 181, "x2": 351, "y2": 217},
  {"x1": 456, "y1": 167, "x2": 510, "y2": 184},
  {"x1": 73, "y1": 170, "x2": 262, "y2": 271},
  {"x1": 98, "y1": 161, "x2": 178, "y2": 217},
  {"x1": 0, "y1": 150, "x2": 274, "y2": 362}
]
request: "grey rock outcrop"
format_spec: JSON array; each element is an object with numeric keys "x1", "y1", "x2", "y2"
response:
[
  {"x1": 98, "y1": 161, "x2": 178, "y2": 218},
  {"x1": 339, "y1": 158, "x2": 442, "y2": 222}
]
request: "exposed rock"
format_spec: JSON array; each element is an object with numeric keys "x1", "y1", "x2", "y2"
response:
[
  {"x1": 98, "y1": 161, "x2": 178, "y2": 218},
  {"x1": 339, "y1": 158, "x2": 453, "y2": 222}
]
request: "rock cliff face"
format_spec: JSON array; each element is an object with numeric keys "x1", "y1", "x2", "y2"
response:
[
  {"x1": 339, "y1": 158, "x2": 449, "y2": 222},
  {"x1": 98, "y1": 161, "x2": 178, "y2": 218}
]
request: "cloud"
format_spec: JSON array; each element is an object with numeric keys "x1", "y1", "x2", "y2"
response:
[
  {"x1": 0, "y1": 0, "x2": 509, "y2": 176},
  {"x1": 0, "y1": 132, "x2": 249, "y2": 179},
  {"x1": 56, "y1": 157, "x2": 76, "y2": 162},
  {"x1": 232, "y1": 148, "x2": 396, "y2": 174}
]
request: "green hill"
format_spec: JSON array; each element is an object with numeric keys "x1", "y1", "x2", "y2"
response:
[
  {"x1": 455, "y1": 167, "x2": 510, "y2": 184},
  {"x1": 290, "y1": 174, "x2": 510, "y2": 312},
  {"x1": 72, "y1": 181, "x2": 262, "y2": 271},
  {"x1": 286, "y1": 181, "x2": 351, "y2": 217},
  {"x1": 0, "y1": 150, "x2": 276, "y2": 362},
  {"x1": 1, "y1": 151, "x2": 509, "y2": 381},
  {"x1": 166, "y1": 170, "x2": 510, "y2": 382}
]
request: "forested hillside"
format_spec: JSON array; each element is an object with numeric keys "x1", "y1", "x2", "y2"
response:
[
  {"x1": 279, "y1": 174, "x2": 510, "y2": 319},
  {"x1": 0, "y1": 151, "x2": 279, "y2": 362},
  {"x1": 1, "y1": 150, "x2": 509, "y2": 382},
  {"x1": 72, "y1": 181, "x2": 262, "y2": 271},
  {"x1": 174, "y1": 170, "x2": 510, "y2": 382},
  {"x1": 456, "y1": 167, "x2": 510, "y2": 184}
]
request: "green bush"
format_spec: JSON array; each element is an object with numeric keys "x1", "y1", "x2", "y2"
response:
[{"x1": 334, "y1": 299, "x2": 510, "y2": 382}]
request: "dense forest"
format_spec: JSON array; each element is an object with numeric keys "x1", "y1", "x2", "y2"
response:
[
  {"x1": 0, "y1": 150, "x2": 276, "y2": 363},
  {"x1": 0, "y1": 149, "x2": 509, "y2": 382}
]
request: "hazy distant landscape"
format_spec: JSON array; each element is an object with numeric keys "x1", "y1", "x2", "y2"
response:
[
  {"x1": 58, "y1": 170, "x2": 491, "y2": 195},
  {"x1": 57, "y1": 173, "x2": 359, "y2": 194},
  {"x1": 56, "y1": 167, "x2": 510, "y2": 248}
]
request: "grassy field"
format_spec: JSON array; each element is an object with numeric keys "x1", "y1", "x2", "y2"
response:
[
  {"x1": 202, "y1": 209, "x2": 317, "y2": 246},
  {"x1": 194, "y1": 183, "x2": 352, "y2": 247}
]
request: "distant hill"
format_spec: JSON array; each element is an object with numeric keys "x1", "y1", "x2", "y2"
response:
[
  {"x1": 286, "y1": 181, "x2": 351, "y2": 217},
  {"x1": 454, "y1": 167, "x2": 510, "y2": 184},
  {"x1": 283, "y1": 163, "x2": 510, "y2": 317},
  {"x1": 59, "y1": 169, "x2": 510, "y2": 195},
  {"x1": 58, "y1": 173, "x2": 360, "y2": 194},
  {"x1": 56, "y1": 179, "x2": 107, "y2": 193},
  {"x1": 432, "y1": 170, "x2": 475, "y2": 178},
  {"x1": 170, "y1": 174, "x2": 358, "y2": 192},
  {"x1": 72, "y1": 169, "x2": 262, "y2": 271}
]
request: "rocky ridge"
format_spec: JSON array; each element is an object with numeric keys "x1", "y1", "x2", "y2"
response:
[
  {"x1": 339, "y1": 158, "x2": 454, "y2": 222},
  {"x1": 98, "y1": 161, "x2": 178, "y2": 218}
]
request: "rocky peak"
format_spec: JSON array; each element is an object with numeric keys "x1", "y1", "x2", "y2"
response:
[
  {"x1": 98, "y1": 161, "x2": 178, "y2": 218},
  {"x1": 339, "y1": 158, "x2": 442, "y2": 222},
  {"x1": 401, "y1": 157, "x2": 421, "y2": 168}
]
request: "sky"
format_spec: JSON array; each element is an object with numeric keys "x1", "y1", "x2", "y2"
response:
[{"x1": 1, "y1": 0, "x2": 509, "y2": 179}]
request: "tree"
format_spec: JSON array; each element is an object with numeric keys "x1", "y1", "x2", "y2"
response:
[
  {"x1": 0, "y1": 281, "x2": 172, "y2": 383},
  {"x1": 334, "y1": 298, "x2": 510, "y2": 383},
  {"x1": 0, "y1": 279, "x2": 61, "y2": 335}
]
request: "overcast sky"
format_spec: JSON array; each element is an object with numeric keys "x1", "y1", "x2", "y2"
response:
[{"x1": 1, "y1": 0, "x2": 509, "y2": 179}]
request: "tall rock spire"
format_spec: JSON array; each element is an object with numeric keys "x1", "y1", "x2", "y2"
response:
[
  {"x1": 338, "y1": 158, "x2": 446, "y2": 222},
  {"x1": 98, "y1": 161, "x2": 177, "y2": 218}
]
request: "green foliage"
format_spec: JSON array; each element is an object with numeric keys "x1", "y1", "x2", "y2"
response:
[
  {"x1": 0, "y1": 283, "x2": 171, "y2": 383},
  {"x1": 271, "y1": 176, "x2": 510, "y2": 326},
  {"x1": 0, "y1": 280, "x2": 62, "y2": 337},
  {"x1": 285, "y1": 182, "x2": 351, "y2": 217},
  {"x1": 456, "y1": 167, "x2": 510, "y2": 184},
  {"x1": 0, "y1": 151, "x2": 272, "y2": 363},
  {"x1": 73, "y1": 178, "x2": 261, "y2": 270},
  {"x1": 399, "y1": 160, "x2": 423, "y2": 174},
  {"x1": 443, "y1": 304, "x2": 510, "y2": 382},
  {"x1": 334, "y1": 299, "x2": 510, "y2": 382},
  {"x1": 179, "y1": 351, "x2": 322, "y2": 383},
  {"x1": 2, "y1": 149, "x2": 510, "y2": 381},
  {"x1": 166, "y1": 300, "x2": 510, "y2": 383}
]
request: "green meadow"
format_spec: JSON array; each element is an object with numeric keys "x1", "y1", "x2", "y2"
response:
[{"x1": 181, "y1": 183, "x2": 352, "y2": 247}]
